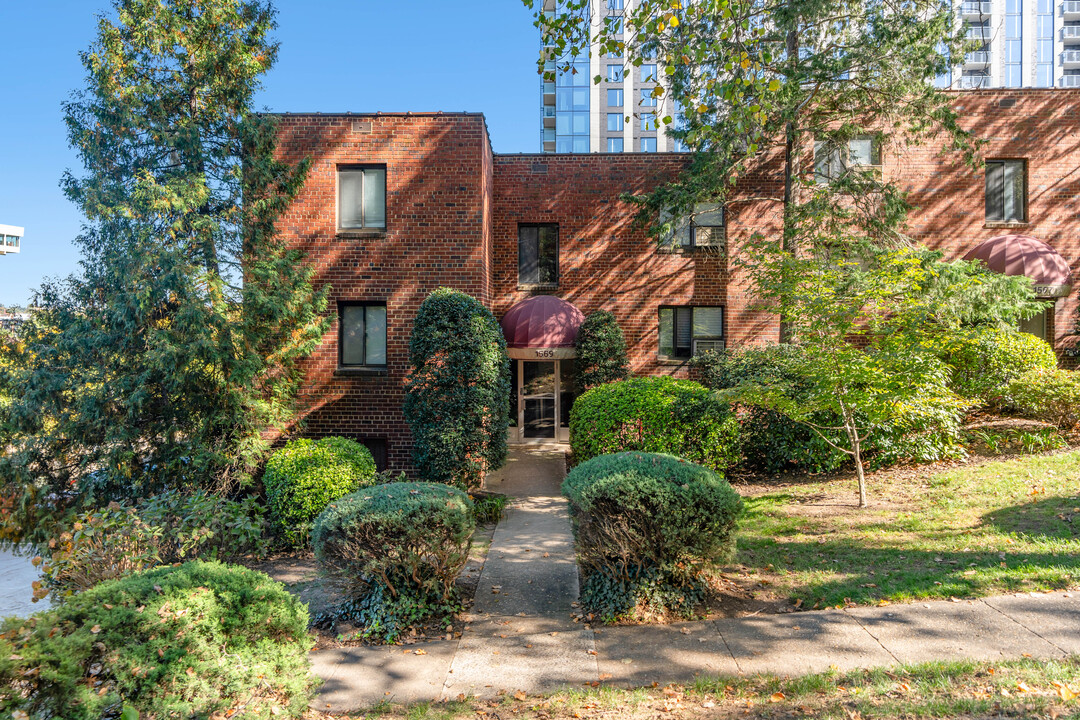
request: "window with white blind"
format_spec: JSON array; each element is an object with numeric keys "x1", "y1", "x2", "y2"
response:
[
  {"x1": 659, "y1": 306, "x2": 724, "y2": 359},
  {"x1": 338, "y1": 166, "x2": 386, "y2": 231},
  {"x1": 986, "y1": 159, "x2": 1026, "y2": 223},
  {"x1": 339, "y1": 302, "x2": 387, "y2": 368}
]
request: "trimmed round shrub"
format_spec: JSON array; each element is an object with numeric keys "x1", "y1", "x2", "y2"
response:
[
  {"x1": 938, "y1": 326, "x2": 1057, "y2": 404},
  {"x1": 312, "y1": 482, "x2": 474, "y2": 642},
  {"x1": 0, "y1": 561, "x2": 312, "y2": 719},
  {"x1": 263, "y1": 436, "x2": 377, "y2": 546},
  {"x1": 569, "y1": 376, "x2": 740, "y2": 471},
  {"x1": 575, "y1": 310, "x2": 630, "y2": 390},
  {"x1": 1007, "y1": 368, "x2": 1080, "y2": 429},
  {"x1": 403, "y1": 288, "x2": 510, "y2": 490},
  {"x1": 562, "y1": 452, "x2": 743, "y2": 622}
]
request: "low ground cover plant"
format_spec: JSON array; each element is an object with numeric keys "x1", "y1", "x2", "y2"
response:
[
  {"x1": 35, "y1": 491, "x2": 267, "y2": 603},
  {"x1": 569, "y1": 376, "x2": 740, "y2": 471},
  {"x1": 263, "y1": 436, "x2": 377, "y2": 546},
  {"x1": 563, "y1": 452, "x2": 743, "y2": 622},
  {"x1": 312, "y1": 482, "x2": 474, "y2": 642},
  {"x1": 0, "y1": 561, "x2": 312, "y2": 720},
  {"x1": 403, "y1": 288, "x2": 510, "y2": 491}
]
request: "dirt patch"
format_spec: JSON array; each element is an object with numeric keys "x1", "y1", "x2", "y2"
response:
[{"x1": 251, "y1": 522, "x2": 499, "y2": 650}]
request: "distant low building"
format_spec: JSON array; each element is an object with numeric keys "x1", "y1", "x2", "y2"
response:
[
  {"x1": 0, "y1": 225, "x2": 23, "y2": 255},
  {"x1": 0, "y1": 312, "x2": 29, "y2": 332}
]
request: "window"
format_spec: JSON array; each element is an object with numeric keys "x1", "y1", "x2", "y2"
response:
[
  {"x1": 640, "y1": 137, "x2": 657, "y2": 152},
  {"x1": 641, "y1": 112, "x2": 656, "y2": 131},
  {"x1": 814, "y1": 136, "x2": 881, "y2": 185},
  {"x1": 338, "y1": 167, "x2": 386, "y2": 230},
  {"x1": 607, "y1": 88, "x2": 624, "y2": 107},
  {"x1": 606, "y1": 16, "x2": 623, "y2": 35},
  {"x1": 640, "y1": 64, "x2": 657, "y2": 83},
  {"x1": 640, "y1": 88, "x2": 658, "y2": 107},
  {"x1": 659, "y1": 307, "x2": 724, "y2": 358},
  {"x1": 986, "y1": 159, "x2": 1026, "y2": 223},
  {"x1": 689, "y1": 205, "x2": 725, "y2": 248},
  {"x1": 607, "y1": 0, "x2": 623, "y2": 8},
  {"x1": 607, "y1": 137, "x2": 624, "y2": 152},
  {"x1": 607, "y1": 113, "x2": 623, "y2": 132},
  {"x1": 518, "y1": 224, "x2": 558, "y2": 285},
  {"x1": 606, "y1": 64, "x2": 623, "y2": 82},
  {"x1": 340, "y1": 302, "x2": 387, "y2": 368}
]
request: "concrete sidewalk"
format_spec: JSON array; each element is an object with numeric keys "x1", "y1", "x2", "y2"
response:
[{"x1": 310, "y1": 447, "x2": 1080, "y2": 711}]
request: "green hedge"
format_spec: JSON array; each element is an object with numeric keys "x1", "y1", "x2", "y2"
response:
[
  {"x1": 569, "y1": 376, "x2": 740, "y2": 471},
  {"x1": 562, "y1": 452, "x2": 743, "y2": 622},
  {"x1": 1006, "y1": 368, "x2": 1080, "y2": 429},
  {"x1": 312, "y1": 482, "x2": 474, "y2": 642},
  {"x1": 937, "y1": 326, "x2": 1057, "y2": 404},
  {"x1": 403, "y1": 288, "x2": 510, "y2": 490},
  {"x1": 263, "y1": 436, "x2": 377, "y2": 546},
  {"x1": 0, "y1": 561, "x2": 312, "y2": 720},
  {"x1": 695, "y1": 346, "x2": 846, "y2": 474},
  {"x1": 574, "y1": 310, "x2": 629, "y2": 390}
]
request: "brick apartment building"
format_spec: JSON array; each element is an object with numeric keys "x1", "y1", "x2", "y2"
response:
[{"x1": 273, "y1": 88, "x2": 1080, "y2": 473}]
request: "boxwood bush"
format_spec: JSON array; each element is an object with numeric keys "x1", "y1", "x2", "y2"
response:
[
  {"x1": 262, "y1": 436, "x2": 377, "y2": 546},
  {"x1": 569, "y1": 376, "x2": 740, "y2": 471},
  {"x1": 0, "y1": 561, "x2": 312, "y2": 720},
  {"x1": 562, "y1": 452, "x2": 743, "y2": 622},
  {"x1": 937, "y1": 326, "x2": 1057, "y2": 404},
  {"x1": 312, "y1": 482, "x2": 474, "y2": 642},
  {"x1": 403, "y1": 288, "x2": 510, "y2": 490},
  {"x1": 574, "y1": 310, "x2": 629, "y2": 390}
]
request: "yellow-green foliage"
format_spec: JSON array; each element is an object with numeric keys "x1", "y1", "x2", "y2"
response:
[
  {"x1": 0, "y1": 561, "x2": 312, "y2": 720},
  {"x1": 938, "y1": 327, "x2": 1057, "y2": 404},
  {"x1": 263, "y1": 437, "x2": 377, "y2": 546}
]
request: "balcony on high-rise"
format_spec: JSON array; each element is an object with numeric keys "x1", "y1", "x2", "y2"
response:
[
  {"x1": 1064, "y1": 1, "x2": 1080, "y2": 19},
  {"x1": 960, "y1": 1, "x2": 992, "y2": 18}
]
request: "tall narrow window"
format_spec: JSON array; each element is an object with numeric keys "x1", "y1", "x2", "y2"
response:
[
  {"x1": 640, "y1": 64, "x2": 657, "y2": 83},
  {"x1": 1036, "y1": 0, "x2": 1053, "y2": 87},
  {"x1": 607, "y1": 137, "x2": 624, "y2": 152},
  {"x1": 659, "y1": 306, "x2": 724, "y2": 358},
  {"x1": 606, "y1": 64, "x2": 623, "y2": 82},
  {"x1": 640, "y1": 88, "x2": 658, "y2": 107},
  {"x1": 518, "y1": 224, "x2": 559, "y2": 286},
  {"x1": 340, "y1": 302, "x2": 387, "y2": 367},
  {"x1": 986, "y1": 160, "x2": 1027, "y2": 223},
  {"x1": 607, "y1": 113, "x2": 624, "y2": 132},
  {"x1": 607, "y1": 88, "x2": 624, "y2": 107},
  {"x1": 338, "y1": 167, "x2": 386, "y2": 230},
  {"x1": 640, "y1": 137, "x2": 657, "y2": 152},
  {"x1": 1004, "y1": 0, "x2": 1022, "y2": 87}
]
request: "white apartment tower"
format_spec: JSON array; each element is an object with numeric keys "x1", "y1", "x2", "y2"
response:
[
  {"x1": 0, "y1": 225, "x2": 23, "y2": 255},
  {"x1": 542, "y1": 0, "x2": 1080, "y2": 153}
]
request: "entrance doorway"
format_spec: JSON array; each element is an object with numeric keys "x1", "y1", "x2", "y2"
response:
[{"x1": 510, "y1": 359, "x2": 576, "y2": 443}]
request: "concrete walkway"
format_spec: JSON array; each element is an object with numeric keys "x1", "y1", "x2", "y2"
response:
[{"x1": 311, "y1": 447, "x2": 1080, "y2": 712}]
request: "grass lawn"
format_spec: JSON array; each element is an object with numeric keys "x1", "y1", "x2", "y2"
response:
[
  {"x1": 733, "y1": 449, "x2": 1080, "y2": 608},
  {"x1": 344, "y1": 657, "x2": 1080, "y2": 719}
]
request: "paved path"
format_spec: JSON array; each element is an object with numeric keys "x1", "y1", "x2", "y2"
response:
[
  {"x1": 0, "y1": 548, "x2": 48, "y2": 618},
  {"x1": 311, "y1": 447, "x2": 1080, "y2": 712}
]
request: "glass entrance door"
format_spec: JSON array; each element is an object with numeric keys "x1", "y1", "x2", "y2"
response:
[{"x1": 522, "y1": 361, "x2": 556, "y2": 439}]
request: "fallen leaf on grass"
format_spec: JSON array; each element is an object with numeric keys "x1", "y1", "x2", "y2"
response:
[
  {"x1": 770, "y1": 692, "x2": 785, "y2": 702},
  {"x1": 513, "y1": 690, "x2": 527, "y2": 701}
]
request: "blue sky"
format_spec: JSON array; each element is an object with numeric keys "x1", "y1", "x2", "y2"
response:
[{"x1": 0, "y1": 0, "x2": 541, "y2": 307}]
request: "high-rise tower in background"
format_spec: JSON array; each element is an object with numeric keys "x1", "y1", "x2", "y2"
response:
[
  {"x1": 0, "y1": 225, "x2": 23, "y2": 255},
  {"x1": 542, "y1": 0, "x2": 1080, "y2": 153}
]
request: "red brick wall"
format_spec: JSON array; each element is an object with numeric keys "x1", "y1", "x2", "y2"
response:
[
  {"x1": 896, "y1": 89, "x2": 1080, "y2": 357},
  {"x1": 273, "y1": 90, "x2": 1080, "y2": 472},
  {"x1": 274, "y1": 113, "x2": 493, "y2": 472}
]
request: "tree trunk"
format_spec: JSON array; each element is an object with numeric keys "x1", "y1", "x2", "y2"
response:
[
  {"x1": 852, "y1": 433, "x2": 868, "y2": 508},
  {"x1": 779, "y1": 22, "x2": 799, "y2": 345}
]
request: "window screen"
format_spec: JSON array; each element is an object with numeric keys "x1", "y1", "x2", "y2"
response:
[
  {"x1": 339, "y1": 167, "x2": 386, "y2": 230},
  {"x1": 518, "y1": 224, "x2": 559, "y2": 285},
  {"x1": 340, "y1": 303, "x2": 387, "y2": 367},
  {"x1": 659, "y1": 307, "x2": 724, "y2": 358},
  {"x1": 986, "y1": 160, "x2": 1026, "y2": 223}
]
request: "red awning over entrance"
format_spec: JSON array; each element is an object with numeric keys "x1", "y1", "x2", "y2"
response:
[
  {"x1": 500, "y1": 295, "x2": 584, "y2": 351},
  {"x1": 963, "y1": 234, "x2": 1074, "y2": 298}
]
